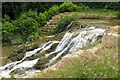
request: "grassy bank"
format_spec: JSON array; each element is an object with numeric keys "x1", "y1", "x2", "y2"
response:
[
  {"x1": 32, "y1": 43, "x2": 118, "y2": 78},
  {"x1": 79, "y1": 9, "x2": 118, "y2": 16}
]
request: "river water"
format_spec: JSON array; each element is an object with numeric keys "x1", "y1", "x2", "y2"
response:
[{"x1": 1, "y1": 19, "x2": 118, "y2": 78}]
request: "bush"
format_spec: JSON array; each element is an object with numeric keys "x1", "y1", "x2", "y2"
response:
[
  {"x1": 117, "y1": 12, "x2": 120, "y2": 20},
  {"x1": 26, "y1": 30, "x2": 40, "y2": 42},
  {"x1": 2, "y1": 15, "x2": 16, "y2": 45},
  {"x1": 20, "y1": 10, "x2": 38, "y2": 21},
  {"x1": 13, "y1": 10, "x2": 41, "y2": 42},
  {"x1": 43, "y1": 11, "x2": 50, "y2": 21},
  {"x1": 48, "y1": 5, "x2": 59, "y2": 19},
  {"x1": 53, "y1": 16, "x2": 75, "y2": 34},
  {"x1": 2, "y1": 15, "x2": 11, "y2": 23},
  {"x1": 59, "y1": 2, "x2": 79, "y2": 13},
  {"x1": 2, "y1": 21, "x2": 15, "y2": 44},
  {"x1": 38, "y1": 13, "x2": 47, "y2": 26}
]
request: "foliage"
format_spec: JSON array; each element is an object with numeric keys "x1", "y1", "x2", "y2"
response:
[
  {"x1": 43, "y1": 11, "x2": 50, "y2": 21},
  {"x1": 117, "y1": 12, "x2": 120, "y2": 20},
  {"x1": 38, "y1": 13, "x2": 47, "y2": 26},
  {"x1": 19, "y1": 10, "x2": 38, "y2": 21},
  {"x1": 2, "y1": 15, "x2": 11, "y2": 23},
  {"x1": 2, "y1": 2, "x2": 119, "y2": 20},
  {"x1": 2, "y1": 15, "x2": 16, "y2": 45},
  {"x1": 48, "y1": 6, "x2": 59, "y2": 19},
  {"x1": 76, "y1": 3, "x2": 89, "y2": 10},
  {"x1": 53, "y1": 16, "x2": 75, "y2": 34},
  {"x1": 81, "y1": 2, "x2": 119, "y2": 11},
  {"x1": 2, "y1": 2, "x2": 61, "y2": 20},
  {"x1": 59, "y1": 2, "x2": 79, "y2": 13},
  {"x1": 2, "y1": 21, "x2": 15, "y2": 44},
  {"x1": 12, "y1": 10, "x2": 40, "y2": 42},
  {"x1": 2, "y1": 2, "x2": 118, "y2": 45},
  {"x1": 26, "y1": 31, "x2": 40, "y2": 42}
]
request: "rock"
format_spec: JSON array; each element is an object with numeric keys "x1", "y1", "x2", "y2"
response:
[
  {"x1": 16, "y1": 44, "x2": 25, "y2": 53},
  {"x1": 102, "y1": 26, "x2": 119, "y2": 48},
  {"x1": 8, "y1": 42, "x2": 39, "y2": 62},
  {"x1": 105, "y1": 16, "x2": 113, "y2": 20},
  {"x1": 25, "y1": 43, "x2": 38, "y2": 51},
  {"x1": 8, "y1": 52, "x2": 18, "y2": 61},
  {"x1": 102, "y1": 33, "x2": 118, "y2": 48}
]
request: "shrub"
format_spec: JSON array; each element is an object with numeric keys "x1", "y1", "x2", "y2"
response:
[
  {"x1": 53, "y1": 16, "x2": 75, "y2": 34},
  {"x1": 20, "y1": 10, "x2": 38, "y2": 21},
  {"x1": 59, "y1": 2, "x2": 79, "y2": 13},
  {"x1": 2, "y1": 15, "x2": 11, "y2": 23},
  {"x1": 117, "y1": 12, "x2": 120, "y2": 20},
  {"x1": 2, "y1": 21, "x2": 15, "y2": 44},
  {"x1": 43, "y1": 11, "x2": 50, "y2": 21},
  {"x1": 2, "y1": 15, "x2": 17, "y2": 45},
  {"x1": 48, "y1": 5, "x2": 59, "y2": 19},
  {"x1": 38, "y1": 13, "x2": 47, "y2": 26},
  {"x1": 13, "y1": 10, "x2": 41, "y2": 42},
  {"x1": 26, "y1": 30, "x2": 40, "y2": 42}
]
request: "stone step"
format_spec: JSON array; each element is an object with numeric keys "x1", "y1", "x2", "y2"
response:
[
  {"x1": 49, "y1": 22, "x2": 58, "y2": 25},
  {"x1": 52, "y1": 16, "x2": 61, "y2": 20},
  {"x1": 48, "y1": 25, "x2": 56, "y2": 28},
  {"x1": 49, "y1": 19, "x2": 59, "y2": 22},
  {"x1": 46, "y1": 21, "x2": 58, "y2": 26},
  {"x1": 44, "y1": 25, "x2": 48, "y2": 27},
  {"x1": 43, "y1": 12, "x2": 74, "y2": 29}
]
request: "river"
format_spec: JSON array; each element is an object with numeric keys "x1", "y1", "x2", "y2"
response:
[{"x1": 1, "y1": 19, "x2": 119, "y2": 78}]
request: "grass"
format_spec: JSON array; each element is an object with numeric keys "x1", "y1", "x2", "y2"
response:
[
  {"x1": 79, "y1": 9, "x2": 118, "y2": 16},
  {"x1": 3, "y1": 8, "x2": 119, "y2": 79},
  {"x1": 32, "y1": 42, "x2": 118, "y2": 78},
  {"x1": 30, "y1": 23, "x2": 119, "y2": 78}
]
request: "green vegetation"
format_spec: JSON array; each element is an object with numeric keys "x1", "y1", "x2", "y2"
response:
[
  {"x1": 2, "y1": 2, "x2": 119, "y2": 78},
  {"x1": 33, "y1": 44, "x2": 118, "y2": 78},
  {"x1": 53, "y1": 15, "x2": 75, "y2": 34},
  {"x1": 48, "y1": 6, "x2": 59, "y2": 19},
  {"x1": 2, "y1": 2, "x2": 119, "y2": 45},
  {"x1": 2, "y1": 15, "x2": 16, "y2": 45},
  {"x1": 13, "y1": 10, "x2": 41, "y2": 42},
  {"x1": 79, "y1": 9, "x2": 118, "y2": 16},
  {"x1": 59, "y1": 2, "x2": 80, "y2": 12},
  {"x1": 117, "y1": 12, "x2": 120, "y2": 19},
  {"x1": 3, "y1": 2, "x2": 119, "y2": 20},
  {"x1": 2, "y1": 2, "x2": 79, "y2": 45}
]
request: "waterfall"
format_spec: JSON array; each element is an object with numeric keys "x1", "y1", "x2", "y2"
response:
[
  {"x1": 0, "y1": 41, "x2": 59, "y2": 78},
  {"x1": 45, "y1": 32, "x2": 73, "y2": 58},
  {"x1": 47, "y1": 28, "x2": 106, "y2": 66},
  {"x1": 0, "y1": 58, "x2": 39, "y2": 78},
  {"x1": 0, "y1": 26, "x2": 106, "y2": 78},
  {"x1": 23, "y1": 41, "x2": 59, "y2": 59}
]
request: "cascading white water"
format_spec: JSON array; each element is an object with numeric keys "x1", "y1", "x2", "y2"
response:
[
  {"x1": 0, "y1": 26, "x2": 106, "y2": 78},
  {"x1": 47, "y1": 28, "x2": 106, "y2": 66},
  {"x1": 0, "y1": 58, "x2": 39, "y2": 78},
  {"x1": 23, "y1": 41, "x2": 59, "y2": 59},
  {"x1": 0, "y1": 41, "x2": 59, "y2": 78},
  {"x1": 45, "y1": 33, "x2": 73, "y2": 58}
]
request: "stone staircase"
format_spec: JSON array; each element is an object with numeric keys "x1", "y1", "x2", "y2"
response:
[{"x1": 43, "y1": 12, "x2": 73, "y2": 32}]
